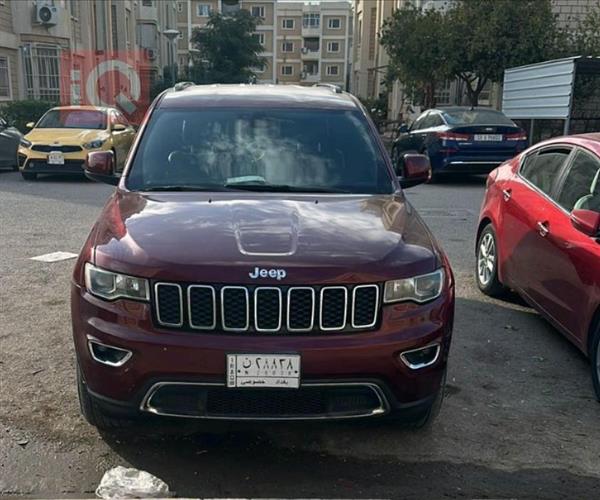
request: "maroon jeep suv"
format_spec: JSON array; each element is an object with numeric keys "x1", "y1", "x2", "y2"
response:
[{"x1": 72, "y1": 84, "x2": 454, "y2": 429}]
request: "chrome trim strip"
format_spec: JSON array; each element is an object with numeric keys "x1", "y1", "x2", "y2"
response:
[
  {"x1": 254, "y1": 287, "x2": 283, "y2": 332},
  {"x1": 154, "y1": 282, "x2": 183, "y2": 327},
  {"x1": 286, "y1": 287, "x2": 316, "y2": 332},
  {"x1": 87, "y1": 336, "x2": 132, "y2": 368},
  {"x1": 351, "y1": 284, "x2": 380, "y2": 329},
  {"x1": 400, "y1": 343, "x2": 441, "y2": 370},
  {"x1": 319, "y1": 286, "x2": 348, "y2": 331},
  {"x1": 221, "y1": 286, "x2": 249, "y2": 332},
  {"x1": 187, "y1": 285, "x2": 217, "y2": 330},
  {"x1": 449, "y1": 161, "x2": 502, "y2": 165},
  {"x1": 139, "y1": 381, "x2": 389, "y2": 420}
]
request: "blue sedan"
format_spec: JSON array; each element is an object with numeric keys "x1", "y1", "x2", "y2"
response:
[{"x1": 391, "y1": 107, "x2": 528, "y2": 182}]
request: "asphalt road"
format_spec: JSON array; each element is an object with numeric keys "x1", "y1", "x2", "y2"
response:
[{"x1": 1, "y1": 170, "x2": 599, "y2": 498}]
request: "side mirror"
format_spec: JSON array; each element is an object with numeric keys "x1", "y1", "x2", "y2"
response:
[
  {"x1": 399, "y1": 153, "x2": 431, "y2": 189},
  {"x1": 571, "y1": 209, "x2": 600, "y2": 237},
  {"x1": 26, "y1": 122, "x2": 34, "y2": 129},
  {"x1": 85, "y1": 151, "x2": 118, "y2": 185},
  {"x1": 112, "y1": 123, "x2": 127, "y2": 132},
  {"x1": 397, "y1": 123, "x2": 409, "y2": 134}
]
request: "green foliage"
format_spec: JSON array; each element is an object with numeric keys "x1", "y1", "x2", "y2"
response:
[
  {"x1": 380, "y1": 0, "x2": 600, "y2": 108},
  {"x1": 446, "y1": 0, "x2": 559, "y2": 106},
  {"x1": 0, "y1": 100, "x2": 57, "y2": 133},
  {"x1": 190, "y1": 10, "x2": 265, "y2": 84},
  {"x1": 380, "y1": 5, "x2": 451, "y2": 108}
]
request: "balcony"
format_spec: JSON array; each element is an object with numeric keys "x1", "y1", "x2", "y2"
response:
[
  {"x1": 301, "y1": 72, "x2": 320, "y2": 83},
  {"x1": 222, "y1": 0, "x2": 241, "y2": 16},
  {"x1": 300, "y1": 48, "x2": 319, "y2": 60},
  {"x1": 302, "y1": 26, "x2": 321, "y2": 37}
]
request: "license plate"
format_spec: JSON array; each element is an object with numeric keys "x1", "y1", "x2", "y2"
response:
[
  {"x1": 227, "y1": 354, "x2": 300, "y2": 388},
  {"x1": 474, "y1": 134, "x2": 503, "y2": 142},
  {"x1": 48, "y1": 151, "x2": 64, "y2": 165}
]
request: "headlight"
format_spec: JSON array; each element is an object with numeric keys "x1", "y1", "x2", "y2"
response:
[
  {"x1": 384, "y1": 269, "x2": 444, "y2": 304},
  {"x1": 83, "y1": 139, "x2": 105, "y2": 149},
  {"x1": 20, "y1": 138, "x2": 32, "y2": 148},
  {"x1": 84, "y1": 263, "x2": 149, "y2": 301}
]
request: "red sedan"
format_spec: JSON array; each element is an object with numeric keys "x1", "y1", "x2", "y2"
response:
[{"x1": 476, "y1": 134, "x2": 600, "y2": 400}]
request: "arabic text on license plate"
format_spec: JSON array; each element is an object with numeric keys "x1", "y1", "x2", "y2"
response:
[
  {"x1": 48, "y1": 151, "x2": 65, "y2": 165},
  {"x1": 227, "y1": 354, "x2": 300, "y2": 388},
  {"x1": 474, "y1": 134, "x2": 503, "y2": 142}
]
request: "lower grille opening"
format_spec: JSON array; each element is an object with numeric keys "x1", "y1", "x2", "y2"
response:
[{"x1": 144, "y1": 384, "x2": 386, "y2": 419}]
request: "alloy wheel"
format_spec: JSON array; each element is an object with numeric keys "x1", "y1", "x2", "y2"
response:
[{"x1": 477, "y1": 232, "x2": 496, "y2": 286}]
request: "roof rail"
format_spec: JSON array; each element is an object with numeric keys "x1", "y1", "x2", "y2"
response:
[
  {"x1": 313, "y1": 83, "x2": 342, "y2": 94},
  {"x1": 173, "y1": 81, "x2": 195, "y2": 91}
]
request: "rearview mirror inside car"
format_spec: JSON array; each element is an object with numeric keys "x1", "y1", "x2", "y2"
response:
[
  {"x1": 85, "y1": 150, "x2": 118, "y2": 185},
  {"x1": 399, "y1": 153, "x2": 431, "y2": 189},
  {"x1": 571, "y1": 209, "x2": 600, "y2": 237}
]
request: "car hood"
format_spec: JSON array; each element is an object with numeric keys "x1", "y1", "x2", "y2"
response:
[
  {"x1": 92, "y1": 191, "x2": 442, "y2": 284},
  {"x1": 25, "y1": 128, "x2": 106, "y2": 144}
]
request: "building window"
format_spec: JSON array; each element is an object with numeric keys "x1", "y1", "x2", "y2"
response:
[
  {"x1": 111, "y1": 4, "x2": 118, "y2": 51},
  {"x1": 251, "y1": 6, "x2": 265, "y2": 18},
  {"x1": 282, "y1": 41, "x2": 294, "y2": 52},
  {"x1": 178, "y1": 32, "x2": 184, "y2": 40},
  {"x1": 177, "y1": 2, "x2": 183, "y2": 13},
  {"x1": 281, "y1": 65, "x2": 293, "y2": 76},
  {"x1": 327, "y1": 41, "x2": 340, "y2": 53},
  {"x1": 435, "y1": 79, "x2": 452, "y2": 106},
  {"x1": 142, "y1": 0, "x2": 153, "y2": 6},
  {"x1": 282, "y1": 18, "x2": 294, "y2": 29},
  {"x1": 303, "y1": 13, "x2": 320, "y2": 29},
  {"x1": 326, "y1": 65, "x2": 339, "y2": 76},
  {"x1": 0, "y1": 56, "x2": 11, "y2": 100},
  {"x1": 22, "y1": 44, "x2": 61, "y2": 101},
  {"x1": 253, "y1": 63, "x2": 266, "y2": 74},
  {"x1": 197, "y1": 4, "x2": 211, "y2": 17},
  {"x1": 253, "y1": 32, "x2": 265, "y2": 46},
  {"x1": 328, "y1": 18, "x2": 341, "y2": 29}
]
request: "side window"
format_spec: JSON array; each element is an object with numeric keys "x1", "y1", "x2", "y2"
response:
[
  {"x1": 520, "y1": 147, "x2": 571, "y2": 197},
  {"x1": 429, "y1": 114, "x2": 444, "y2": 127},
  {"x1": 410, "y1": 113, "x2": 427, "y2": 131},
  {"x1": 557, "y1": 150, "x2": 600, "y2": 212},
  {"x1": 419, "y1": 114, "x2": 435, "y2": 129}
]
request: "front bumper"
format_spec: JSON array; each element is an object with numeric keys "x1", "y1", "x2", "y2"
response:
[
  {"x1": 18, "y1": 148, "x2": 90, "y2": 175},
  {"x1": 72, "y1": 282, "x2": 454, "y2": 420}
]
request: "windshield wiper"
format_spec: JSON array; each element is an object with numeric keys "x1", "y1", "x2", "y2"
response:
[
  {"x1": 141, "y1": 185, "x2": 233, "y2": 192},
  {"x1": 223, "y1": 182, "x2": 351, "y2": 194}
]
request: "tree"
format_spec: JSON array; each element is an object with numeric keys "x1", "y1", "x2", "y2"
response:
[
  {"x1": 380, "y1": 5, "x2": 453, "y2": 108},
  {"x1": 446, "y1": 0, "x2": 560, "y2": 106},
  {"x1": 189, "y1": 10, "x2": 265, "y2": 84}
]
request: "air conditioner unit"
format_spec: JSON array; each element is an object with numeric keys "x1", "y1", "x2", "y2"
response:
[
  {"x1": 145, "y1": 48, "x2": 158, "y2": 61},
  {"x1": 34, "y1": 1, "x2": 59, "y2": 26},
  {"x1": 300, "y1": 47, "x2": 309, "y2": 54}
]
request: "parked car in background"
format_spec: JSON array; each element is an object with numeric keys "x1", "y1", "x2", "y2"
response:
[
  {"x1": 0, "y1": 116, "x2": 21, "y2": 171},
  {"x1": 72, "y1": 84, "x2": 454, "y2": 430},
  {"x1": 476, "y1": 134, "x2": 600, "y2": 400},
  {"x1": 18, "y1": 106, "x2": 136, "y2": 181},
  {"x1": 392, "y1": 107, "x2": 528, "y2": 182}
]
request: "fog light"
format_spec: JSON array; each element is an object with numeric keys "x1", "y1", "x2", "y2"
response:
[
  {"x1": 88, "y1": 338, "x2": 132, "y2": 367},
  {"x1": 400, "y1": 343, "x2": 440, "y2": 370}
]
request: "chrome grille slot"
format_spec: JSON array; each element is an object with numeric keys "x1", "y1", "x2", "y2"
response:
[
  {"x1": 221, "y1": 286, "x2": 249, "y2": 331},
  {"x1": 155, "y1": 283, "x2": 183, "y2": 327},
  {"x1": 254, "y1": 287, "x2": 282, "y2": 332},
  {"x1": 319, "y1": 286, "x2": 348, "y2": 331},
  {"x1": 351, "y1": 285, "x2": 379, "y2": 328},
  {"x1": 287, "y1": 287, "x2": 315, "y2": 332},
  {"x1": 188, "y1": 285, "x2": 216, "y2": 329}
]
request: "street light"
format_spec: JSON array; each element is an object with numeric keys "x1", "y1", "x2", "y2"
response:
[{"x1": 162, "y1": 29, "x2": 180, "y2": 86}]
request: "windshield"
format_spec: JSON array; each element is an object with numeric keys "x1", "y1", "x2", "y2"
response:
[
  {"x1": 126, "y1": 108, "x2": 393, "y2": 194},
  {"x1": 442, "y1": 109, "x2": 515, "y2": 126},
  {"x1": 36, "y1": 109, "x2": 107, "y2": 130}
]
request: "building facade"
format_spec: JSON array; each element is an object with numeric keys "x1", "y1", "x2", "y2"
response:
[
  {"x1": 0, "y1": 0, "x2": 176, "y2": 104},
  {"x1": 176, "y1": 0, "x2": 352, "y2": 88}
]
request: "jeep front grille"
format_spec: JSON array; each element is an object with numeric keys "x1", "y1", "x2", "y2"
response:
[{"x1": 153, "y1": 283, "x2": 380, "y2": 334}]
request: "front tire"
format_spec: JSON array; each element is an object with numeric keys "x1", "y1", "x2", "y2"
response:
[
  {"x1": 21, "y1": 172, "x2": 36, "y2": 181},
  {"x1": 77, "y1": 364, "x2": 132, "y2": 430},
  {"x1": 590, "y1": 327, "x2": 600, "y2": 401},
  {"x1": 476, "y1": 224, "x2": 505, "y2": 297}
]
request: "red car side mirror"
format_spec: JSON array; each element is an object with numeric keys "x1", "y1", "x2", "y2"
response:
[
  {"x1": 400, "y1": 153, "x2": 431, "y2": 189},
  {"x1": 85, "y1": 150, "x2": 118, "y2": 185},
  {"x1": 571, "y1": 209, "x2": 600, "y2": 237}
]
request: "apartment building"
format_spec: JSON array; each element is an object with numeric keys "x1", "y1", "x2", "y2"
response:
[
  {"x1": 0, "y1": 0, "x2": 175, "y2": 104},
  {"x1": 176, "y1": 0, "x2": 352, "y2": 88}
]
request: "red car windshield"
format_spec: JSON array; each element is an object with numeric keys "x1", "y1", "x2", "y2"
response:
[{"x1": 36, "y1": 110, "x2": 107, "y2": 130}]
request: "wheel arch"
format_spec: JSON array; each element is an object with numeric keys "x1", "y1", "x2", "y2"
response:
[{"x1": 586, "y1": 305, "x2": 600, "y2": 357}]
